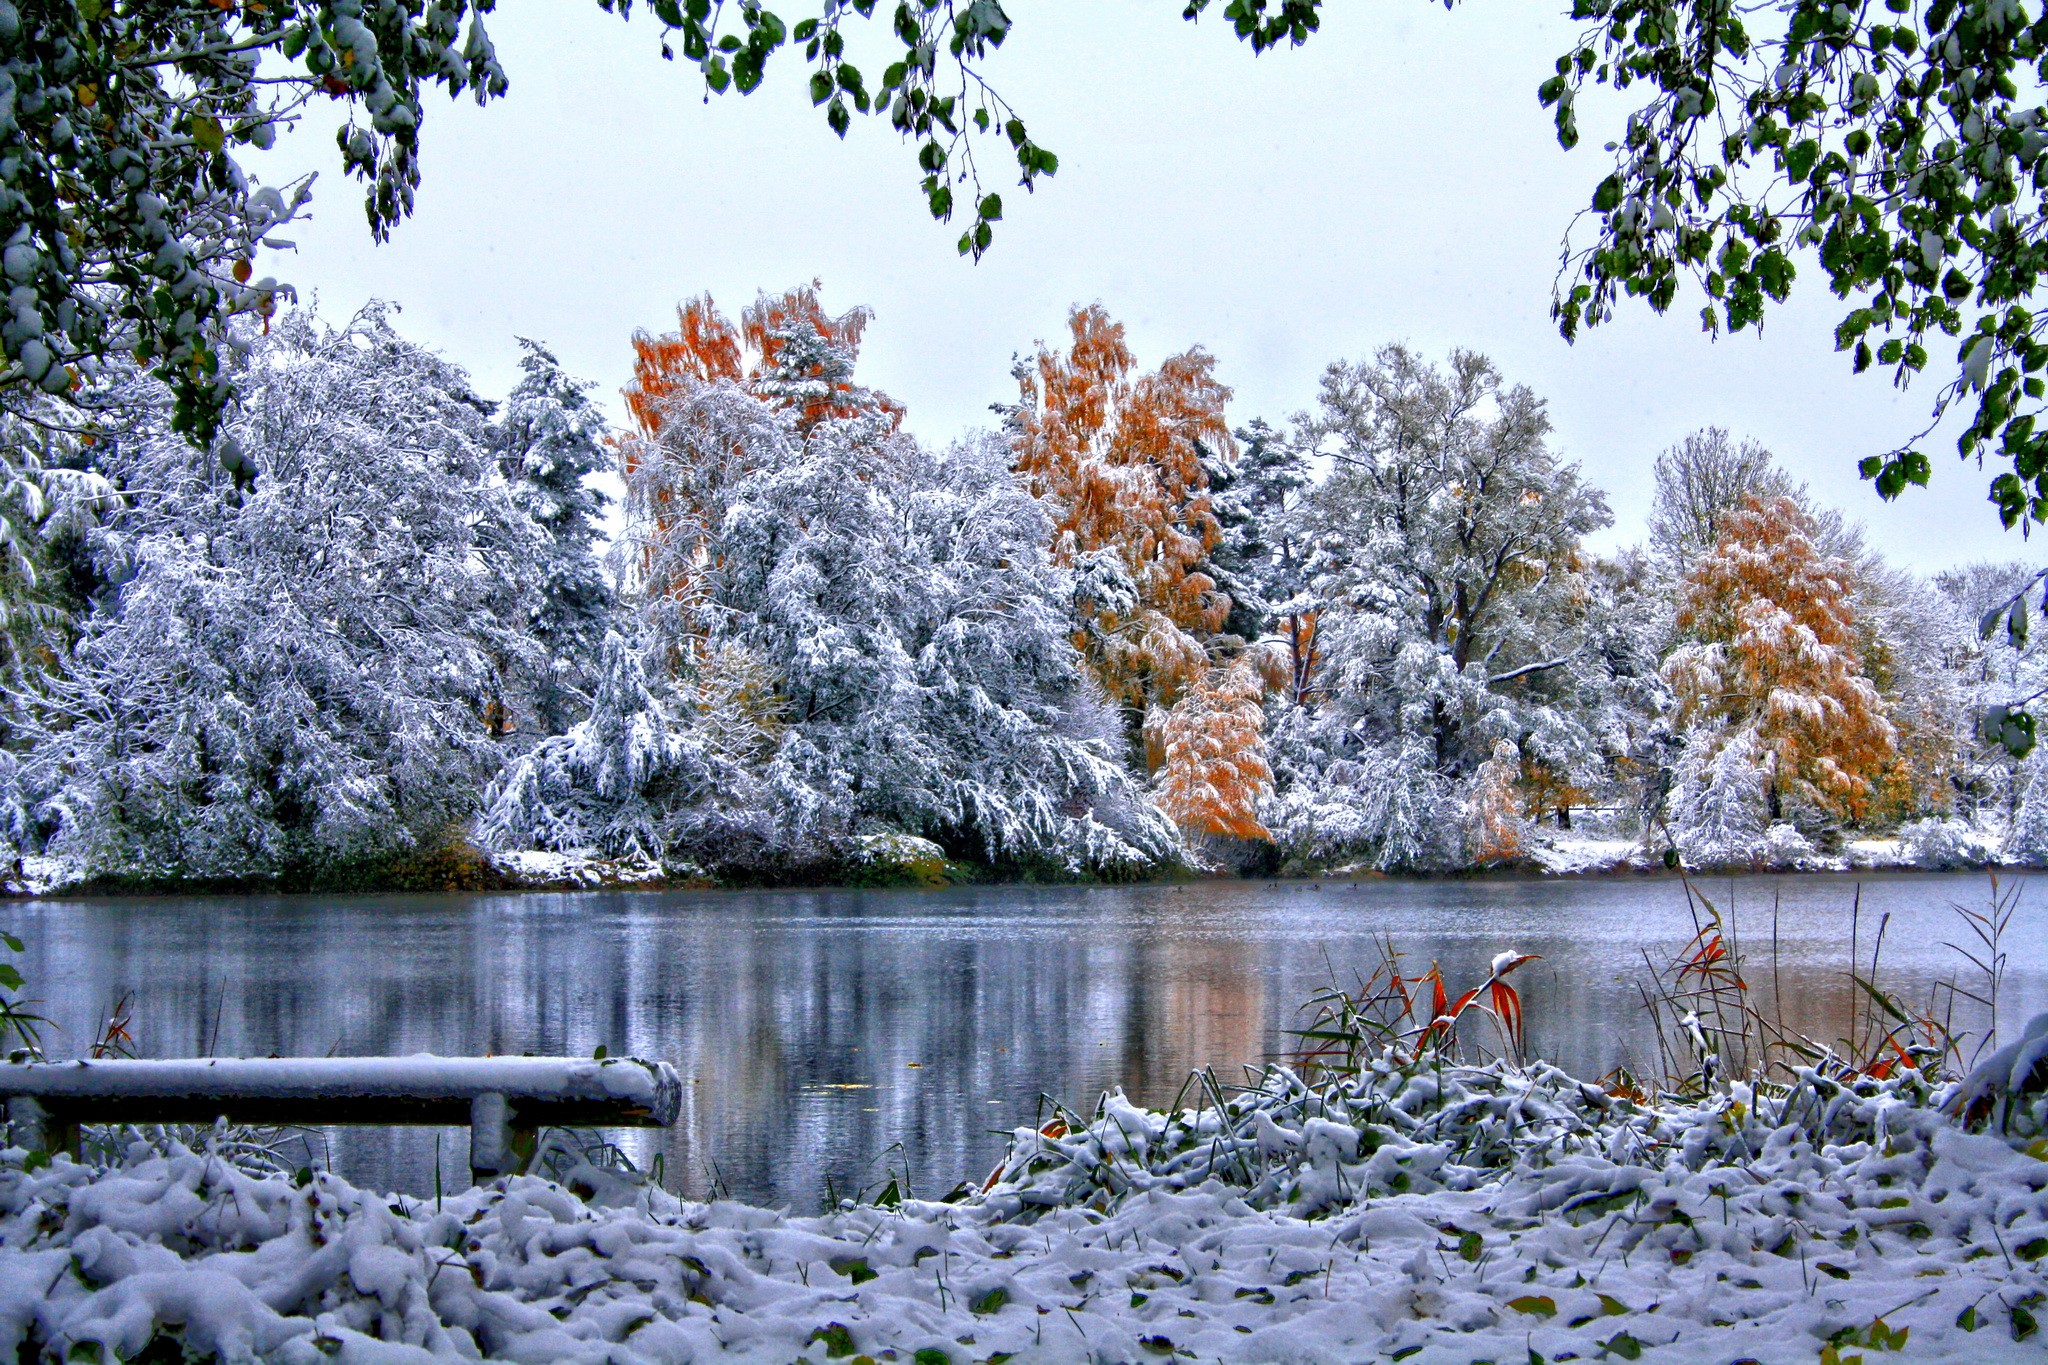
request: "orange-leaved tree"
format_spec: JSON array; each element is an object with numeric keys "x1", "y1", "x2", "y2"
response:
[
  {"x1": 1663, "y1": 494, "x2": 1897, "y2": 823},
  {"x1": 1154, "y1": 656, "x2": 1273, "y2": 843},
  {"x1": 1010, "y1": 304, "x2": 1231, "y2": 732}
]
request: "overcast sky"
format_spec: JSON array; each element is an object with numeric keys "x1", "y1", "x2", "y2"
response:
[{"x1": 257, "y1": 1, "x2": 2035, "y2": 576}]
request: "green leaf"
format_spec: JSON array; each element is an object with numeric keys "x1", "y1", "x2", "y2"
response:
[
  {"x1": 0, "y1": 966, "x2": 22, "y2": 991},
  {"x1": 1958, "y1": 1304, "x2": 1981, "y2": 1332},
  {"x1": 1597, "y1": 1293, "x2": 1629, "y2": 1316},
  {"x1": 1508, "y1": 1294, "x2": 1557, "y2": 1318},
  {"x1": 1817, "y1": 1261, "x2": 1852, "y2": 1280},
  {"x1": 1458, "y1": 1230, "x2": 1483, "y2": 1262},
  {"x1": 977, "y1": 193, "x2": 1002, "y2": 221},
  {"x1": 970, "y1": 1286, "x2": 1008, "y2": 1314},
  {"x1": 1599, "y1": 1331, "x2": 1643, "y2": 1360},
  {"x1": 190, "y1": 116, "x2": 224, "y2": 153},
  {"x1": 808, "y1": 1322, "x2": 858, "y2": 1358},
  {"x1": 1593, "y1": 175, "x2": 1624, "y2": 213},
  {"x1": 829, "y1": 1255, "x2": 879, "y2": 1283}
]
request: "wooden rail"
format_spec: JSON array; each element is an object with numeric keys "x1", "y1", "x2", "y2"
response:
[{"x1": 0, "y1": 1055, "x2": 682, "y2": 1184}]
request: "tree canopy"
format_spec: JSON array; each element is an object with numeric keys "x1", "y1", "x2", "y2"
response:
[{"x1": 11, "y1": 0, "x2": 2048, "y2": 552}]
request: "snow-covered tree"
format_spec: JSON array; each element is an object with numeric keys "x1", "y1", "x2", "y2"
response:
[
  {"x1": 1670, "y1": 724, "x2": 1769, "y2": 865},
  {"x1": 519, "y1": 289, "x2": 1175, "y2": 878},
  {"x1": 26, "y1": 306, "x2": 549, "y2": 882},
  {"x1": 1647, "y1": 428, "x2": 1797, "y2": 573},
  {"x1": 1009, "y1": 304, "x2": 1230, "y2": 732},
  {"x1": 1664, "y1": 494, "x2": 1896, "y2": 831},
  {"x1": 1261, "y1": 345, "x2": 1614, "y2": 867},
  {"x1": 1203, "y1": 418, "x2": 1311, "y2": 646},
  {"x1": 493, "y1": 339, "x2": 615, "y2": 732}
]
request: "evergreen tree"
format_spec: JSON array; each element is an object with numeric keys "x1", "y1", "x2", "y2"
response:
[
  {"x1": 494, "y1": 339, "x2": 616, "y2": 732},
  {"x1": 1202, "y1": 417, "x2": 1311, "y2": 647}
]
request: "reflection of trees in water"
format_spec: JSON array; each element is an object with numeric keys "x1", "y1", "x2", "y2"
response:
[{"x1": 10, "y1": 877, "x2": 2044, "y2": 1209}]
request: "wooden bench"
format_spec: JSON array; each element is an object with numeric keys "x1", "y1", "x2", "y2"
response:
[{"x1": 0, "y1": 1055, "x2": 682, "y2": 1184}]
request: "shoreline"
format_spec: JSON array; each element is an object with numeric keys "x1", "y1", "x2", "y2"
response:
[{"x1": 8, "y1": 852, "x2": 2037, "y2": 901}]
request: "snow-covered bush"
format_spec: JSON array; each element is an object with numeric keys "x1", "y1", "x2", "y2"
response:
[
  {"x1": 476, "y1": 633, "x2": 762, "y2": 867},
  {"x1": 1899, "y1": 816, "x2": 1998, "y2": 870},
  {"x1": 1263, "y1": 719, "x2": 1456, "y2": 872},
  {"x1": 26, "y1": 307, "x2": 551, "y2": 882},
  {"x1": 1753, "y1": 820, "x2": 1818, "y2": 866}
]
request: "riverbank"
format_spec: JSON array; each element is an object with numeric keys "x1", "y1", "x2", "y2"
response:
[
  {"x1": 1, "y1": 1055, "x2": 2041, "y2": 1363},
  {"x1": 11, "y1": 822, "x2": 2038, "y2": 899}
]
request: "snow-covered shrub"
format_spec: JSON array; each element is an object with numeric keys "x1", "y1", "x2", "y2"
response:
[
  {"x1": 846, "y1": 832, "x2": 951, "y2": 887},
  {"x1": 27, "y1": 307, "x2": 551, "y2": 882},
  {"x1": 1262, "y1": 721, "x2": 1455, "y2": 872},
  {"x1": 1899, "y1": 816, "x2": 1997, "y2": 869},
  {"x1": 1754, "y1": 820, "x2": 1819, "y2": 867},
  {"x1": 476, "y1": 634, "x2": 760, "y2": 867}
]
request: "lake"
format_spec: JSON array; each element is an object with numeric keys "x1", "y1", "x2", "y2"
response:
[{"x1": 11, "y1": 871, "x2": 2044, "y2": 1209}]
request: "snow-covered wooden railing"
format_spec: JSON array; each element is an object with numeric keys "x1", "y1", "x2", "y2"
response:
[{"x1": 0, "y1": 1054, "x2": 682, "y2": 1184}]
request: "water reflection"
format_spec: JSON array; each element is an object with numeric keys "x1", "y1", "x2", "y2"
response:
[{"x1": 14, "y1": 873, "x2": 2044, "y2": 1209}]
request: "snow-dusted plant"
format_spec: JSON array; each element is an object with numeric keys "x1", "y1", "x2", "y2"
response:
[
  {"x1": 2007, "y1": 752, "x2": 2048, "y2": 865},
  {"x1": 1754, "y1": 820, "x2": 1819, "y2": 868},
  {"x1": 27, "y1": 306, "x2": 550, "y2": 881}
]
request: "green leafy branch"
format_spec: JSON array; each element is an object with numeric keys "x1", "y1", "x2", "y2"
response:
[
  {"x1": 1539, "y1": 0, "x2": 2048, "y2": 528},
  {"x1": 601, "y1": 1, "x2": 1056, "y2": 259}
]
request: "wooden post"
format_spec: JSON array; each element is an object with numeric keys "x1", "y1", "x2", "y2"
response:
[{"x1": 468, "y1": 1092, "x2": 535, "y2": 1184}]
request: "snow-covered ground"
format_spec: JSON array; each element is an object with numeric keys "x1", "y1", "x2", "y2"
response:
[{"x1": 3, "y1": 1057, "x2": 2043, "y2": 1363}]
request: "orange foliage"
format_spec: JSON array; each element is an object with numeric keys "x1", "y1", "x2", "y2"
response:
[
  {"x1": 1154, "y1": 657, "x2": 1273, "y2": 842},
  {"x1": 623, "y1": 282, "x2": 899, "y2": 441},
  {"x1": 623, "y1": 294, "x2": 743, "y2": 436},
  {"x1": 1011, "y1": 305, "x2": 1232, "y2": 715},
  {"x1": 1665, "y1": 495, "x2": 1897, "y2": 821}
]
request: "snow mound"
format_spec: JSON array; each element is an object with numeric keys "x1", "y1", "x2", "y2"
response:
[{"x1": 3, "y1": 1046, "x2": 2045, "y2": 1362}]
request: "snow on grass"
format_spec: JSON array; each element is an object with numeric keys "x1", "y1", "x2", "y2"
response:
[{"x1": 2, "y1": 1051, "x2": 2045, "y2": 1363}]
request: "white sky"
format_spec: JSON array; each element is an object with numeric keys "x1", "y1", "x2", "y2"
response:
[{"x1": 256, "y1": 1, "x2": 2037, "y2": 576}]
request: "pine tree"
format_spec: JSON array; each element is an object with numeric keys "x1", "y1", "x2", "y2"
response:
[
  {"x1": 494, "y1": 339, "x2": 616, "y2": 732},
  {"x1": 1009, "y1": 305, "x2": 1231, "y2": 732},
  {"x1": 1664, "y1": 494, "x2": 1896, "y2": 826}
]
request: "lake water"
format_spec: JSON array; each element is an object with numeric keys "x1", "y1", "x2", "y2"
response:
[{"x1": 12, "y1": 871, "x2": 2046, "y2": 1209}]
